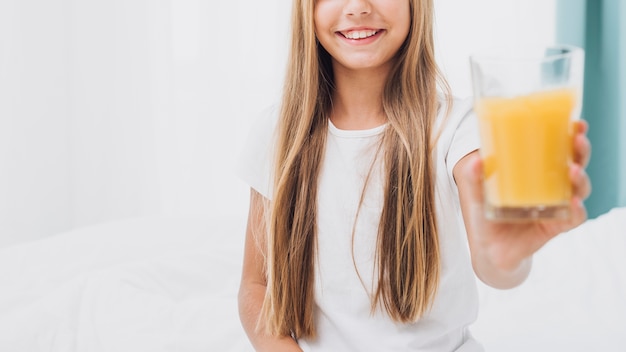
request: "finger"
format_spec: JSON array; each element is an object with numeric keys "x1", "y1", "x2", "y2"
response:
[
  {"x1": 575, "y1": 119, "x2": 589, "y2": 134},
  {"x1": 464, "y1": 151, "x2": 484, "y2": 204},
  {"x1": 570, "y1": 162, "x2": 592, "y2": 200},
  {"x1": 573, "y1": 121, "x2": 592, "y2": 168},
  {"x1": 568, "y1": 196, "x2": 588, "y2": 229}
]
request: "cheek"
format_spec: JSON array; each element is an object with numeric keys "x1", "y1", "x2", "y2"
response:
[
  {"x1": 313, "y1": 7, "x2": 335, "y2": 48},
  {"x1": 393, "y1": 1, "x2": 412, "y2": 32},
  {"x1": 395, "y1": 12, "x2": 411, "y2": 43},
  {"x1": 313, "y1": 4, "x2": 332, "y2": 36}
]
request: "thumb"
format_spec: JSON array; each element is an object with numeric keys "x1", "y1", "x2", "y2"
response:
[
  {"x1": 456, "y1": 151, "x2": 487, "y2": 232},
  {"x1": 463, "y1": 151, "x2": 485, "y2": 204}
]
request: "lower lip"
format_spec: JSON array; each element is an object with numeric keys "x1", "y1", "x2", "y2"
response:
[{"x1": 337, "y1": 30, "x2": 384, "y2": 45}]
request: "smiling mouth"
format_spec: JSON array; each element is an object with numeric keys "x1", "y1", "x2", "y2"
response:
[{"x1": 339, "y1": 29, "x2": 380, "y2": 40}]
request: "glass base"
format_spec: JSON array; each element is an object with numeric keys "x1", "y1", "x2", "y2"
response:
[{"x1": 485, "y1": 204, "x2": 570, "y2": 221}]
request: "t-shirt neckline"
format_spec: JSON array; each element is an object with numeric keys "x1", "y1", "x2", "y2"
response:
[{"x1": 328, "y1": 119, "x2": 387, "y2": 138}]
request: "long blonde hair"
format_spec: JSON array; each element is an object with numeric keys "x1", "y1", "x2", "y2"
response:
[{"x1": 261, "y1": 0, "x2": 451, "y2": 339}]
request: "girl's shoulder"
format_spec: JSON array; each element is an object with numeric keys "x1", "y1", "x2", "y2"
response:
[
  {"x1": 436, "y1": 94, "x2": 476, "y2": 134},
  {"x1": 435, "y1": 94, "x2": 480, "y2": 174},
  {"x1": 236, "y1": 104, "x2": 281, "y2": 199},
  {"x1": 437, "y1": 94, "x2": 474, "y2": 122},
  {"x1": 250, "y1": 104, "x2": 280, "y2": 133}
]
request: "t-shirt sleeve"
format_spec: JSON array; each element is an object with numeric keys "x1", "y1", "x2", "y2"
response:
[
  {"x1": 445, "y1": 97, "x2": 481, "y2": 178},
  {"x1": 236, "y1": 105, "x2": 278, "y2": 200}
]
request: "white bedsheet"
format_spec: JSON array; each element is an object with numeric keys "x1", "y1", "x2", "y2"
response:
[
  {"x1": 471, "y1": 207, "x2": 626, "y2": 351},
  {"x1": 0, "y1": 215, "x2": 251, "y2": 351},
  {"x1": 0, "y1": 209, "x2": 624, "y2": 351}
]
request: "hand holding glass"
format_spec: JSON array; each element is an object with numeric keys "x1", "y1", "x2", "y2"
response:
[{"x1": 470, "y1": 45, "x2": 585, "y2": 220}]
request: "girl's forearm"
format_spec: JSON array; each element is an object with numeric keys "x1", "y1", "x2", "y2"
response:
[
  {"x1": 471, "y1": 251, "x2": 533, "y2": 289},
  {"x1": 238, "y1": 282, "x2": 303, "y2": 352}
]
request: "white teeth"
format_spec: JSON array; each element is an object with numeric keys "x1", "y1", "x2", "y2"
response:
[{"x1": 344, "y1": 30, "x2": 378, "y2": 40}]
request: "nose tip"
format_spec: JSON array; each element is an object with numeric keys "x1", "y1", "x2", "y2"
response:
[
  {"x1": 344, "y1": 0, "x2": 371, "y2": 16},
  {"x1": 346, "y1": 10, "x2": 371, "y2": 17}
]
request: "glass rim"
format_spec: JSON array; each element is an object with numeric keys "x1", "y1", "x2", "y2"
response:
[{"x1": 469, "y1": 44, "x2": 584, "y2": 64}]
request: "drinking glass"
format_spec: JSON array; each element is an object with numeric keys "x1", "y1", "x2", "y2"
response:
[{"x1": 470, "y1": 45, "x2": 584, "y2": 220}]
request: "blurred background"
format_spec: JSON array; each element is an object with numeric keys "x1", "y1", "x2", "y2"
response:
[{"x1": 0, "y1": 0, "x2": 623, "y2": 248}]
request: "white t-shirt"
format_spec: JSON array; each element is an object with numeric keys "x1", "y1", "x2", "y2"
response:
[{"x1": 237, "y1": 97, "x2": 483, "y2": 351}]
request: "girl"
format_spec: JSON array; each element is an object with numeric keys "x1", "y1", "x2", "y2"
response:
[{"x1": 237, "y1": 0, "x2": 592, "y2": 351}]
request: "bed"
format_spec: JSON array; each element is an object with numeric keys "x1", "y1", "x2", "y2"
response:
[{"x1": 0, "y1": 208, "x2": 624, "y2": 351}]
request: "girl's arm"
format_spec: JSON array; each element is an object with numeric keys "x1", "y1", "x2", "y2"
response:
[
  {"x1": 454, "y1": 120, "x2": 592, "y2": 289},
  {"x1": 238, "y1": 189, "x2": 303, "y2": 352}
]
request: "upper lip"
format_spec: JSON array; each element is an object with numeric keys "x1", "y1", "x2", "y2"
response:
[
  {"x1": 336, "y1": 27, "x2": 383, "y2": 39},
  {"x1": 337, "y1": 26, "x2": 382, "y2": 34}
]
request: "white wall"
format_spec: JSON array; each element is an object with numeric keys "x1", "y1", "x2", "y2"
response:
[
  {"x1": 435, "y1": 0, "x2": 557, "y2": 98},
  {"x1": 0, "y1": 0, "x2": 555, "y2": 248},
  {"x1": 0, "y1": 1, "x2": 73, "y2": 242}
]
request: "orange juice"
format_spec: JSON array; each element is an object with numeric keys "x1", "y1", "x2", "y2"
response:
[{"x1": 475, "y1": 88, "x2": 577, "y2": 208}]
